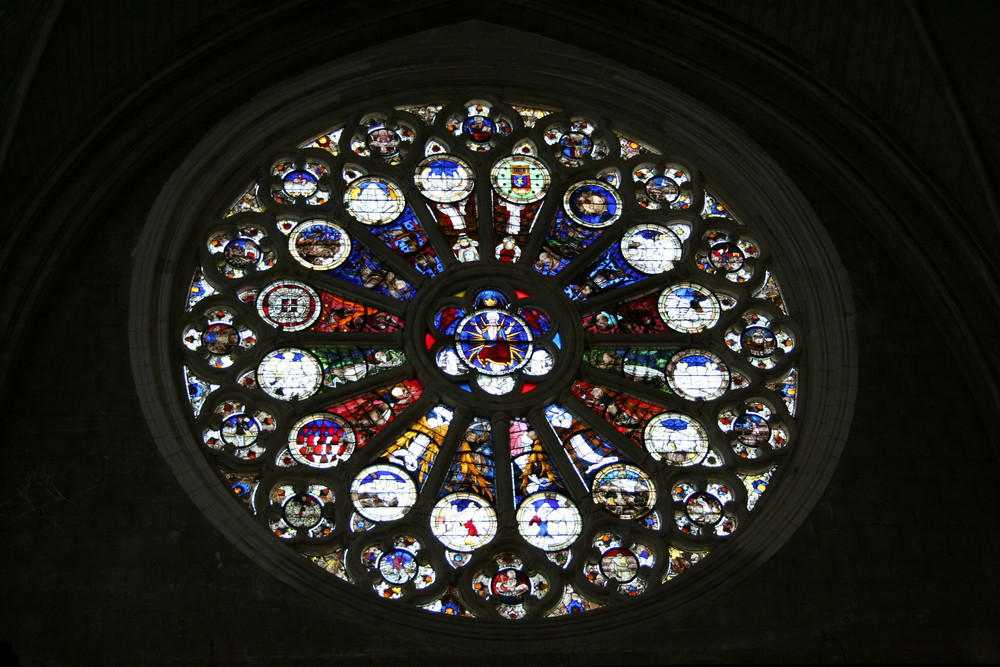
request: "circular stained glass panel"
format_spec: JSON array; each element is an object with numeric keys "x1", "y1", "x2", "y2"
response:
[
  {"x1": 644, "y1": 413, "x2": 709, "y2": 465},
  {"x1": 515, "y1": 493, "x2": 582, "y2": 551},
  {"x1": 591, "y1": 464, "x2": 656, "y2": 520},
  {"x1": 162, "y1": 96, "x2": 816, "y2": 624},
  {"x1": 430, "y1": 493, "x2": 498, "y2": 551},
  {"x1": 414, "y1": 155, "x2": 474, "y2": 203},
  {"x1": 256, "y1": 280, "x2": 321, "y2": 331},
  {"x1": 344, "y1": 176, "x2": 406, "y2": 225},
  {"x1": 620, "y1": 224, "x2": 683, "y2": 274},
  {"x1": 288, "y1": 413, "x2": 356, "y2": 468},
  {"x1": 288, "y1": 220, "x2": 351, "y2": 270},
  {"x1": 350, "y1": 465, "x2": 417, "y2": 522},
  {"x1": 658, "y1": 283, "x2": 721, "y2": 333},
  {"x1": 257, "y1": 348, "x2": 323, "y2": 401},
  {"x1": 455, "y1": 309, "x2": 534, "y2": 376},
  {"x1": 563, "y1": 180, "x2": 622, "y2": 228},
  {"x1": 379, "y1": 549, "x2": 418, "y2": 583},
  {"x1": 667, "y1": 349, "x2": 730, "y2": 400},
  {"x1": 491, "y1": 155, "x2": 550, "y2": 203}
]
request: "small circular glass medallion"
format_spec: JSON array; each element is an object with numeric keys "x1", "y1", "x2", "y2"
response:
[
  {"x1": 256, "y1": 280, "x2": 321, "y2": 331},
  {"x1": 366, "y1": 128, "x2": 401, "y2": 157},
  {"x1": 658, "y1": 283, "x2": 721, "y2": 333},
  {"x1": 414, "y1": 155, "x2": 474, "y2": 203},
  {"x1": 515, "y1": 493, "x2": 582, "y2": 551},
  {"x1": 283, "y1": 494, "x2": 323, "y2": 528},
  {"x1": 709, "y1": 242, "x2": 745, "y2": 272},
  {"x1": 378, "y1": 548, "x2": 418, "y2": 584},
  {"x1": 667, "y1": 349, "x2": 730, "y2": 401},
  {"x1": 591, "y1": 464, "x2": 656, "y2": 519},
  {"x1": 491, "y1": 568, "x2": 531, "y2": 603},
  {"x1": 351, "y1": 465, "x2": 418, "y2": 522},
  {"x1": 464, "y1": 115, "x2": 495, "y2": 143},
  {"x1": 685, "y1": 492, "x2": 723, "y2": 525},
  {"x1": 257, "y1": 348, "x2": 323, "y2": 401},
  {"x1": 344, "y1": 176, "x2": 406, "y2": 225},
  {"x1": 620, "y1": 224, "x2": 682, "y2": 274},
  {"x1": 491, "y1": 155, "x2": 551, "y2": 204},
  {"x1": 430, "y1": 493, "x2": 498, "y2": 551},
  {"x1": 221, "y1": 414, "x2": 260, "y2": 449},
  {"x1": 600, "y1": 548, "x2": 639, "y2": 583},
  {"x1": 644, "y1": 413, "x2": 709, "y2": 465},
  {"x1": 645, "y1": 176, "x2": 680, "y2": 203},
  {"x1": 224, "y1": 238, "x2": 261, "y2": 267},
  {"x1": 734, "y1": 413, "x2": 771, "y2": 446},
  {"x1": 741, "y1": 326, "x2": 777, "y2": 357},
  {"x1": 282, "y1": 170, "x2": 318, "y2": 198},
  {"x1": 563, "y1": 180, "x2": 622, "y2": 228},
  {"x1": 288, "y1": 220, "x2": 351, "y2": 270},
  {"x1": 288, "y1": 413, "x2": 356, "y2": 468},
  {"x1": 204, "y1": 323, "x2": 239, "y2": 354}
]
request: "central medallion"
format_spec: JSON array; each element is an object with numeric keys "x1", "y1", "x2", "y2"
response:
[
  {"x1": 409, "y1": 263, "x2": 578, "y2": 408},
  {"x1": 435, "y1": 288, "x2": 553, "y2": 396},
  {"x1": 455, "y1": 307, "x2": 534, "y2": 376}
]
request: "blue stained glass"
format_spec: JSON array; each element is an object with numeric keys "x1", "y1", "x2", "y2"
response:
[
  {"x1": 366, "y1": 207, "x2": 444, "y2": 277},
  {"x1": 473, "y1": 289, "x2": 509, "y2": 310},
  {"x1": 566, "y1": 182, "x2": 618, "y2": 226},
  {"x1": 464, "y1": 115, "x2": 495, "y2": 143},
  {"x1": 328, "y1": 241, "x2": 415, "y2": 300},
  {"x1": 533, "y1": 209, "x2": 605, "y2": 276},
  {"x1": 564, "y1": 245, "x2": 646, "y2": 300}
]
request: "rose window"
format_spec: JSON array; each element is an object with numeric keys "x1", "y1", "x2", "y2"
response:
[{"x1": 172, "y1": 97, "x2": 807, "y2": 621}]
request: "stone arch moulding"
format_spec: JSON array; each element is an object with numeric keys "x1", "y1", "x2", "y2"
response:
[{"x1": 130, "y1": 22, "x2": 857, "y2": 640}]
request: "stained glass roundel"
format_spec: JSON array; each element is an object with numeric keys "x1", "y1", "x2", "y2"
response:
[{"x1": 169, "y1": 98, "x2": 809, "y2": 622}]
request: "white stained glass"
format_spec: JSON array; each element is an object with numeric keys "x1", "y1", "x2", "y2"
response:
[
  {"x1": 344, "y1": 176, "x2": 406, "y2": 224},
  {"x1": 435, "y1": 348, "x2": 469, "y2": 376},
  {"x1": 515, "y1": 493, "x2": 582, "y2": 551},
  {"x1": 414, "y1": 155, "x2": 474, "y2": 203},
  {"x1": 522, "y1": 349, "x2": 553, "y2": 376},
  {"x1": 351, "y1": 465, "x2": 418, "y2": 522},
  {"x1": 256, "y1": 348, "x2": 323, "y2": 401},
  {"x1": 667, "y1": 350, "x2": 730, "y2": 400},
  {"x1": 644, "y1": 413, "x2": 709, "y2": 465},
  {"x1": 658, "y1": 283, "x2": 721, "y2": 333},
  {"x1": 620, "y1": 224, "x2": 682, "y2": 274},
  {"x1": 476, "y1": 373, "x2": 517, "y2": 395},
  {"x1": 430, "y1": 493, "x2": 498, "y2": 551},
  {"x1": 590, "y1": 464, "x2": 657, "y2": 520}
]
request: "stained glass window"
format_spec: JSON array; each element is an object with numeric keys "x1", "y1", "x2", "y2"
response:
[{"x1": 178, "y1": 97, "x2": 802, "y2": 620}]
